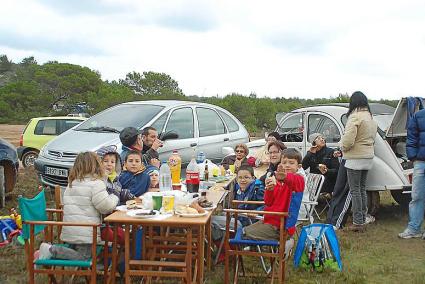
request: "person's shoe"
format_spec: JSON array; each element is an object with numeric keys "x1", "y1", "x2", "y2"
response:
[
  {"x1": 398, "y1": 229, "x2": 422, "y2": 239},
  {"x1": 38, "y1": 242, "x2": 52, "y2": 260},
  {"x1": 347, "y1": 223, "x2": 366, "y2": 232},
  {"x1": 365, "y1": 214, "x2": 376, "y2": 225}
]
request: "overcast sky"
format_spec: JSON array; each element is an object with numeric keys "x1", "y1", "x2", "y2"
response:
[{"x1": 1, "y1": 0, "x2": 425, "y2": 100}]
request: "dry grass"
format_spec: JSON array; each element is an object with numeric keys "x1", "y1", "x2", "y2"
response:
[{"x1": 1, "y1": 168, "x2": 425, "y2": 284}]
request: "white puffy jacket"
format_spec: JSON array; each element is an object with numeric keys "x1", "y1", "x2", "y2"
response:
[{"x1": 61, "y1": 177, "x2": 119, "y2": 244}]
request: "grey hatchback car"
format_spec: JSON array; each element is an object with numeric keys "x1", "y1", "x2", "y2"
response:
[{"x1": 34, "y1": 100, "x2": 249, "y2": 187}]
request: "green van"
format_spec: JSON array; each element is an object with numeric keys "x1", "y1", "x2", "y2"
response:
[{"x1": 17, "y1": 116, "x2": 86, "y2": 167}]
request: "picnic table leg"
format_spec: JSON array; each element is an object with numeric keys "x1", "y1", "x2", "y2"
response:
[
  {"x1": 124, "y1": 224, "x2": 130, "y2": 284},
  {"x1": 109, "y1": 223, "x2": 118, "y2": 284},
  {"x1": 198, "y1": 224, "x2": 205, "y2": 284},
  {"x1": 206, "y1": 217, "x2": 212, "y2": 271},
  {"x1": 186, "y1": 227, "x2": 192, "y2": 284}
]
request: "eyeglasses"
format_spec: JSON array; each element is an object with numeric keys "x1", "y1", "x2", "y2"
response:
[{"x1": 235, "y1": 150, "x2": 245, "y2": 153}]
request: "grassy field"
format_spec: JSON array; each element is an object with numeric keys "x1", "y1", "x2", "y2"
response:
[{"x1": 1, "y1": 167, "x2": 425, "y2": 283}]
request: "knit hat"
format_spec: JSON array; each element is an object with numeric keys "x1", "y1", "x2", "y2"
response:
[
  {"x1": 146, "y1": 165, "x2": 159, "y2": 176},
  {"x1": 120, "y1": 127, "x2": 141, "y2": 147},
  {"x1": 267, "y1": 131, "x2": 281, "y2": 141},
  {"x1": 308, "y1": 133, "x2": 323, "y2": 144}
]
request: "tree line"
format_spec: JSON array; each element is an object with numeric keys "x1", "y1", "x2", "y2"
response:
[{"x1": 0, "y1": 55, "x2": 397, "y2": 133}]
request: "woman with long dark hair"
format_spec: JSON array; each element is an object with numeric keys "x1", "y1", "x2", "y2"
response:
[{"x1": 341, "y1": 91, "x2": 377, "y2": 232}]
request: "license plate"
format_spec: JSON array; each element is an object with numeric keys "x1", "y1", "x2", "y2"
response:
[{"x1": 45, "y1": 166, "x2": 68, "y2": 177}]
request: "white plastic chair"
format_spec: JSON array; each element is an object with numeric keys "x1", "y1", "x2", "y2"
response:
[{"x1": 297, "y1": 173, "x2": 325, "y2": 225}]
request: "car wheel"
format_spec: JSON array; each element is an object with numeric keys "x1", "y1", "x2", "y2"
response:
[
  {"x1": 22, "y1": 150, "x2": 39, "y2": 168},
  {"x1": 390, "y1": 190, "x2": 411, "y2": 208},
  {"x1": 367, "y1": 191, "x2": 380, "y2": 216},
  {"x1": 0, "y1": 166, "x2": 5, "y2": 208}
]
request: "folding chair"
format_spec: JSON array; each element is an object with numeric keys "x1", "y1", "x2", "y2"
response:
[
  {"x1": 297, "y1": 173, "x2": 325, "y2": 224},
  {"x1": 20, "y1": 190, "x2": 103, "y2": 284}
]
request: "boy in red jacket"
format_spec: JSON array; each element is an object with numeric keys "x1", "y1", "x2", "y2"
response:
[{"x1": 244, "y1": 148, "x2": 305, "y2": 240}]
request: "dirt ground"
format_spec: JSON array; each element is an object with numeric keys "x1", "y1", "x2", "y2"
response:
[{"x1": 0, "y1": 124, "x2": 25, "y2": 146}]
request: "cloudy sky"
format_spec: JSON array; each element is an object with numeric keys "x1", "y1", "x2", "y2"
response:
[{"x1": 1, "y1": 0, "x2": 425, "y2": 100}]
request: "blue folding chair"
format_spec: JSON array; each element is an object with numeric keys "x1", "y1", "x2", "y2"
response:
[{"x1": 19, "y1": 190, "x2": 102, "y2": 284}]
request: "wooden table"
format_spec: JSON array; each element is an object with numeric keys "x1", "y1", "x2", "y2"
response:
[{"x1": 105, "y1": 190, "x2": 227, "y2": 284}]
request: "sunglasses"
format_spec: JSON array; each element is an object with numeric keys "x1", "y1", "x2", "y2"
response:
[{"x1": 235, "y1": 149, "x2": 245, "y2": 153}]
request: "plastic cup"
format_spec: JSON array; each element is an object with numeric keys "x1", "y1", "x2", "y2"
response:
[
  {"x1": 229, "y1": 164, "x2": 235, "y2": 174},
  {"x1": 152, "y1": 195, "x2": 163, "y2": 210},
  {"x1": 162, "y1": 195, "x2": 175, "y2": 213}
]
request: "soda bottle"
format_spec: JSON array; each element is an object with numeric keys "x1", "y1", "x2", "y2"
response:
[
  {"x1": 186, "y1": 157, "x2": 200, "y2": 193},
  {"x1": 159, "y1": 161, "x2": 172, "y2": 192},
  {"x1": 168, "y1": 150, "x2": 182, "y2": 186}
]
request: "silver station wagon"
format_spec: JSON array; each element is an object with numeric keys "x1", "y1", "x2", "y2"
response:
[
  {"x1": 248, "y1": 101, "x2": 413, "y2": 212},
  {"x1": 35, "y1": 100, "x2": 249, "y2": 187}
]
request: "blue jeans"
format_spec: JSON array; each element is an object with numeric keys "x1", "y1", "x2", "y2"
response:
[{"x1": 407, "y1": 161, "x2": 425, "y2": 233}]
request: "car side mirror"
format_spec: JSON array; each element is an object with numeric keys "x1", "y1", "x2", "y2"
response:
[{"x1": 159, "y1": 131, "x2": 179, "y2": 141}]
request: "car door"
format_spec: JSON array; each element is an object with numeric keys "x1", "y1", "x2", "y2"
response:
[
  {"x1": 195, "y1": 107, "x2": 230, "y2": 163},
  {"x1": 216, "y1": 109, "x2": 247, "y2": 148},
  {"x1": 306, "y1": 112, "x2": 342, "y2": 152},
  {"x1": 159, "y1": 107, "x2": 198, "y2": 165},
  {"x1": 277, "y1": 112, "x2": 307, "y2": 156}
]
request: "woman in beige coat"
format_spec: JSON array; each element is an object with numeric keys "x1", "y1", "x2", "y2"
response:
[{"x1": 341, "y1": 91, "x2": 377, "y2": 231}]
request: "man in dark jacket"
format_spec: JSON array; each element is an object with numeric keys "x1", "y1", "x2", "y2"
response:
[
  {"x1": 120, "y1": 127, "x2": 160, "y2": 167},
  {"x1": 141, "y1": 126, "x2": 163, "y2": 159},
  {"x1": 302, "y1": 133, "x2": 340, "y2": 194},
  {"x1": 399, "y1": 108, "x2": 425, "y2": 239}
]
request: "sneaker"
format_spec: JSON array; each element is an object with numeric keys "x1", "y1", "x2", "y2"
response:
[
  {"x1": 398, "y1": 229, "x2": 422, "y2": 239},
  {"x1": 38, "y1": 243, "x2": 52, "y2": 260},
  {"x1": 365, "y1": 215, "x2": 376, "y2": 225}
]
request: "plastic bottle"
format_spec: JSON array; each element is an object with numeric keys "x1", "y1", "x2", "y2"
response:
[
  {"x1": 204, "y1": 163, "x2": 209, "y2": 181},
  {"x1": 168, "y1": 150, "x2": 182, "y2": 186},
  {"x1": 186, "y1": 157, "x2": 200, "y2": 193},
  {"x1": 159, "y1": 161, "x2": 172, "y2": 192},
  {"x1": 196, "y1": 151, "x2": 206, "y2": 164}
]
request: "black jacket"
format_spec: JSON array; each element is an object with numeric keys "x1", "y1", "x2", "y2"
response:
[{"x1": 302, "y1": 146, "x2": 340, "y2": 193}]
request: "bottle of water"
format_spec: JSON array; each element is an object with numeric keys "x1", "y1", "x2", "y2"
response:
[
  {"x1": 159, "y1": 161, "x2": 172, "y2": 192},
  {"x1": 196, "y1": 151, "x2": 206, "y2": 164}
]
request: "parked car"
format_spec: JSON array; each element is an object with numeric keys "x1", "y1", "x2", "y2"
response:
[
  {"x1": 0, "y1": 138, "x2": 19, "y2": 208},
  {"x1": 17, "y1": 116, "x2": 86, "y2": 167},
  {"x1": 247, "y1": 102, "x2": 412, "y2": 213},
  {"x1": 34, "y1": 100, "x2": 249, "y2": 187}
]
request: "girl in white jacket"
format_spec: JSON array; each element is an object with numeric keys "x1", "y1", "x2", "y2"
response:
[{"x1": 37, "y1": 151, "x2": 119, "y2": 261}]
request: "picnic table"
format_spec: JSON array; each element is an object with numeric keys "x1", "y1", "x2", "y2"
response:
[{"x1": 105, "y1": 179, "x2": 232, "y2": 284}]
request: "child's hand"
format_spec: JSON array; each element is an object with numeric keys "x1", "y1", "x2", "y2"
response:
[
  {"x1": 135, "y1": 197, "x2": 143, "y2": 204},
  {"x1": 265, "y1": 176, "x2": 276, "y2": 190},
  {"x1": 275, "y1": 164, "x2": 286, "y2": 181}
]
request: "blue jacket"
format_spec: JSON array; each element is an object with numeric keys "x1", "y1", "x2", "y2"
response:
[
  {"x1": 407, "y1": 109, "x2": 425, "y2": 161},
  {"x1": 233, "y1": 179, "x2": 265, "y2": 226},
  {"x1": 118, "y1": 170, "x2": 151, "y2": 197}
]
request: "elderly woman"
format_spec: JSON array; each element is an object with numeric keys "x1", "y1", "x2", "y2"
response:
[
  {"x1": 259, "y1": 140, "x2": 287, "y2": 185},
  {"x1": 221, "y1": 143, "x2": 250, "y2": 171},
  {"x1": 302, "y1": 133, "x2": 340, "y2": 195}
]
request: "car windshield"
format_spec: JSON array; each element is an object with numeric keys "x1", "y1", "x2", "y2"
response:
[{"x1": 76, "y1": 104, "x2": 164, "y2": 132}]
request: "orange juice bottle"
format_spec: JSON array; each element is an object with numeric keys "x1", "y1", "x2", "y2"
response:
[{"x1": 168, "y1": 150, "x2": 182, "y2": 186}]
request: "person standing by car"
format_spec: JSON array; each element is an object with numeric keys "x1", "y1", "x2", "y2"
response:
[
  {"x1": 302, "y1": 133, "x2": 340, "y2": 195},
  {"x1": 119, "y1": 127, "x2": 160, "y2": 168},
  {"x1": 141, "y1": 126, "x2": 163, "y2": 160},
  {"x1": 399, "y1": 108, "x2": 425, "y2": 239},
  {"x1": 341, "y1": 91, "x2": 377, "y2": 232}
]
